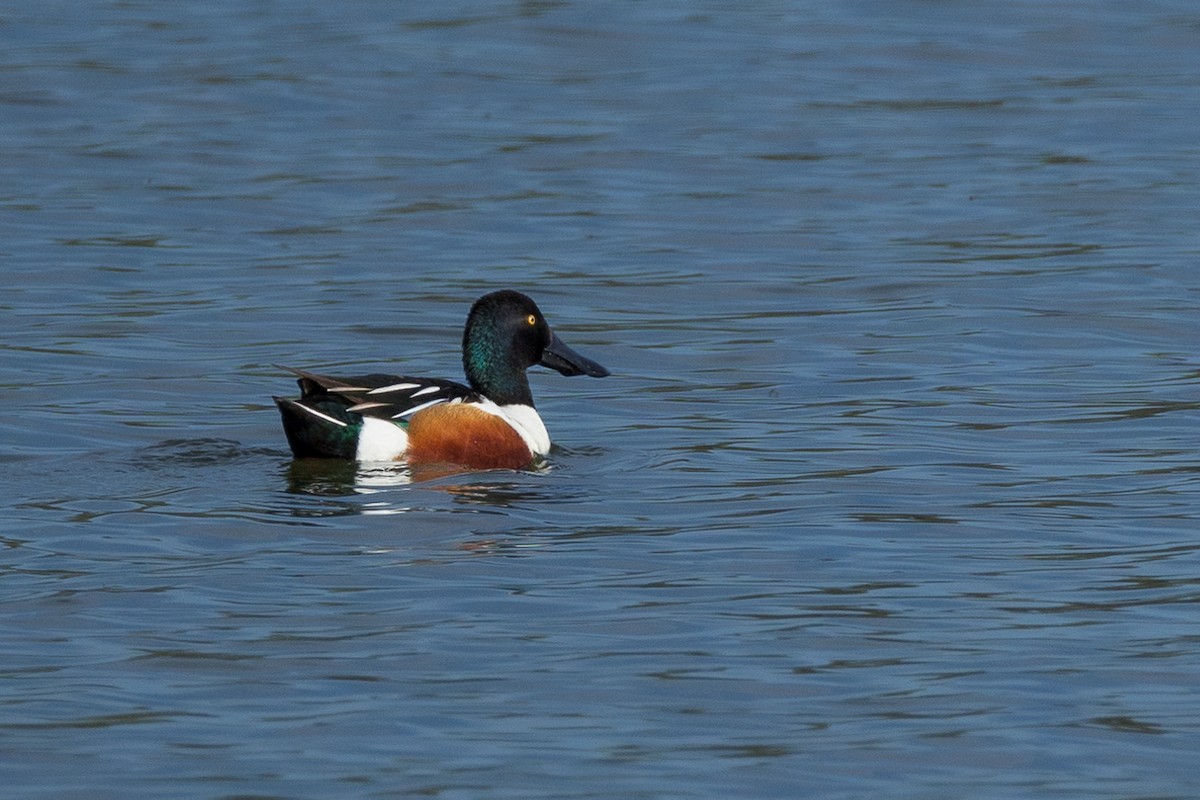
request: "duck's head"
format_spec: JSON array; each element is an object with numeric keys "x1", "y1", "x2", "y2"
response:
[{"x1": 462, "y1": 290, "x2": 609, "y2": 406}]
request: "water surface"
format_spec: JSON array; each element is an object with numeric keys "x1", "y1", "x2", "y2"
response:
[{"x1": 3, "y1": 2, "x2": 1200, "y2": 798}]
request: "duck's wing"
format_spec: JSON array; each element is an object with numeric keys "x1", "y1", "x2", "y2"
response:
[{"x1": 278, "y1": 366, "x2": 477, "y2": 421}]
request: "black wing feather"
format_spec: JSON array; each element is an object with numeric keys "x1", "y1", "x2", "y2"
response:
[{"x1": 277, "y1": 366, "x2": 476, "y2": 420}]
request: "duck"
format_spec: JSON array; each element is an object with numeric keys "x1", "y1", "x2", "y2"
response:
[{"x1": 274, "y1": 290, "x2": 609, "y2": 469}]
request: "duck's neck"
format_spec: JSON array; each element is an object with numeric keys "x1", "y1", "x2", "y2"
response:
[{"x1": 463, "y1": 329, "x2": 535, "y2": 407}]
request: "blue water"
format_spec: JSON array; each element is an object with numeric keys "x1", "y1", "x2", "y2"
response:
[{"x1": 4, "y1": 2, "x2": 1200, "y2": 798}]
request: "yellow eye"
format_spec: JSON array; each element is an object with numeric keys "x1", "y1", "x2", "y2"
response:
[{"x1": 526, "y1": 314, "x2": 537, "y2": 326}]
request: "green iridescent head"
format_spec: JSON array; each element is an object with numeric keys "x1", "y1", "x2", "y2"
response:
[{"x1": 462, "y1": 290, "x2": 609, "y2": 407}]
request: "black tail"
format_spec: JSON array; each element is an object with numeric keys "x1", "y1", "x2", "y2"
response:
[{"x1": 274, "y1": 396, "x2": 360, "y2": 459}]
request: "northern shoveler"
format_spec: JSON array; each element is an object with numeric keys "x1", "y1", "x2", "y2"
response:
[{"x1": 274, "y1": 290, "x2": 609, "y2": 470}]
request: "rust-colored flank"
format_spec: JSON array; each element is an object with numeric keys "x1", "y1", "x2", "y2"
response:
[{"x1": 405, "y1": 403, "x2": 533, "y2": 470}]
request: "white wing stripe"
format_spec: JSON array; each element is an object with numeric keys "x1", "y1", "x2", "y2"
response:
[
  {"x1": 368, "y1": 382, "x2": 421, "y2": 394},
  {"x1": 347, "y1": 401, "x2": 389, "y2": 412},
  {"x1": 390, "y1": 398, "x2": 448, "y2": 419},
  {"x1": 298, "y1": 404, "x2": 348, "y2": 427}
]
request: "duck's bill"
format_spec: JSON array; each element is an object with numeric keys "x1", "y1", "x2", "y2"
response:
[{"x1": 540, "y1": 331, "x2": 610, "y2": 378}]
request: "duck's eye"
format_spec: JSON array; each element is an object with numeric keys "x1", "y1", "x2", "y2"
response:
[{"x1": 526, "y1": 314, "x2": 537, "y2": 326}]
